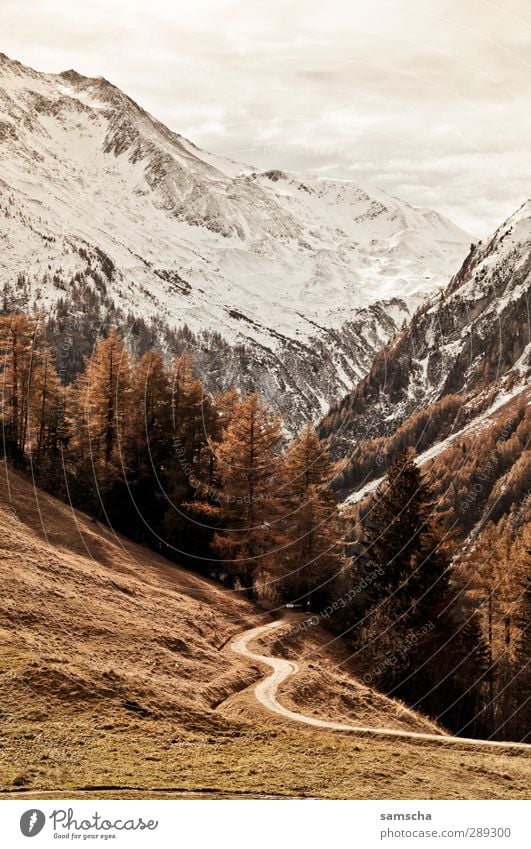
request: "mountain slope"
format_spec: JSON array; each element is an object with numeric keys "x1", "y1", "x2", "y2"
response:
[
  {"x1": 321, "y1": 198, "x2": 531, "y2": 462},
  {"x1": 1, "y1": 465, "x2": 530, "y2": 799},
  {"x1": 341, "y1": 384, "x2": 529, "y2": 513},
  {"x1": 0, "y1": 52, "x2": 470, "y2": 426}
]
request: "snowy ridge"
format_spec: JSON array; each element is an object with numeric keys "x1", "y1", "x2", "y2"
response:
[
  {"x1": 321, "y1": 196, "x2": 531, "y2": 454},
  {"x1": 0, "y1": 52, "x2": 470, "y2": 426}
]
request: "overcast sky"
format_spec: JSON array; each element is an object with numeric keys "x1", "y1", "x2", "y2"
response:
[{"x1": 1, "y1": 0, "x2": 530, "y2": 235}]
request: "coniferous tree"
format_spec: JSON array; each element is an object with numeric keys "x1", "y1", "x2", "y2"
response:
[
  {"x1": 164, "y1": 352, "x2": 220, "y2": 563},
  {"x1": 361, "y1": 450, "x2": 433, "y2": 617},
  {"x1": 512, "y1": 534, "x2": 530, "y2": 741},
  {"x1": 70, "y1": 329, "x2": 131, "y2": 512},
  {"x1": 29, "y1": 346, "x2": 66, "y2": 484},
  {"x1": 277, "y1": 425, "x2": 344, "y2": 609},
  {"x1": 209, "y1": 392, "x2": 285, "y2": 597},
  {"x1": 356, "y1": 450, "x2": 487, "y2": 729},
  {"x1": 124, "y1": 347, "x2": 173, "y2": 541},
  {"x1": 461, "y1": 514, "x2": 530, "y2": 739},
  {"x1": 0, "y1": 313, "x2": 45, "y2": 462}
]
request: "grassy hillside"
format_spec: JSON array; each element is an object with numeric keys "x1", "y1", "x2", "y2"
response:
[{"x1": 0, "y1": 465, "x2": 529, "y2": 799}]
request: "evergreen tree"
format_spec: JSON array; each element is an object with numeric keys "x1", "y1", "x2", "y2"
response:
[
  {"x1": 357, "y1": 450, "x2": 487, "y2": 730},
  {"x1": 361, "y1": 450, "x2": 433, "y2": 616},
  {"x1": 512, "y1": 547, "x2": 530, "y2": 741},
  {"x1": 462, "y1": 514, "x2": 530, "y2": 739}
]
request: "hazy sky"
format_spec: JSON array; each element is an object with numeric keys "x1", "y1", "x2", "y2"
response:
[{"x1": 1, "y1": 0, "x2": 530, "y2": 235}]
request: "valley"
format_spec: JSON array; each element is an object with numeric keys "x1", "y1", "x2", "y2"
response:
[
  {"x1": 0, "y1": 49, "x2": 529, "y2": 803},
  {"x1": 0, "y1": 466, "x2": 529, "y2": 800}
]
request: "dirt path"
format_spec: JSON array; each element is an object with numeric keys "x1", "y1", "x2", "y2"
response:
[{"x1": 231, "y1": 620, "x2": 530, "y2": 750}]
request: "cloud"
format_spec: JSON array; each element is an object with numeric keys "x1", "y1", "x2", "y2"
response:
[{"x1": 1, "y1": 0, "x2": 530, "y2": 234}]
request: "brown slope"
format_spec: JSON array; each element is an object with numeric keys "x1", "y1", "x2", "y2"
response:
[
  {"x1": 0, "y1": 464, "x2": 262, "y2": 734},
  {"x1": 0, "y1": 465, "x2": 529, "y2": 799}
]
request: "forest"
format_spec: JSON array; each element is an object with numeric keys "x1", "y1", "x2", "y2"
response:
[{"x1": 0, "y1": 311, "x2": 528, "y2": 742}]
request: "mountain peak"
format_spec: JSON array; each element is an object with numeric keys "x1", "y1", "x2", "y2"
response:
[
  {"x1": 0, "y1": 51, "x2": 472, "y2": 428},
  {"x1": 59, "y1": 68, "x2": 89, "y2": 83},
  {"x1": 0, "y1": 52, "x2": 23, "y2": 73},
  {"x1": 0, "y1": 52, "x2": 40, "y2": 78}
]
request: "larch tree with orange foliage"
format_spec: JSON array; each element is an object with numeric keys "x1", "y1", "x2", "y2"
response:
[
  {"x1": 277, "y1": 424, "x2": 344, "y2": 609},
  {"x1": 0, "y1": 313, "x2": 47, "y2": 462},
  {"x1": 210, "y1": 392, "x2": 285, "y2": 598},
  {"x1": 70, "y1": 328, "x2": 132, "y2": 504}
]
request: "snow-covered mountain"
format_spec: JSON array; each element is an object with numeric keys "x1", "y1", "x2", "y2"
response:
[
  {"x1": 321, "y1": 198, "x2": 531, "y2": 486},
  {"x1": 0, "y1": 52, "x2": 471, "y2": 425}
]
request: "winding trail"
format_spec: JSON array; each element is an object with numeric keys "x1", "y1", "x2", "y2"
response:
[{"x1": 231, "y1": 620, "x2": 530, "y2": 750}]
